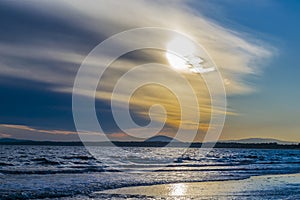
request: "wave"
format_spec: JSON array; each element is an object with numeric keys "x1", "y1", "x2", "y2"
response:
[
  {"x1": 0, "y1": 167, "x2": 121, "y2": 175},
  {"x1": 0, "y1": 190, "x2": 84, "y2": 200},
  {"x1": 0, "y1": 162, "x2": 13, "y2": 166},
  {"x1": 0, "y1": 174, "x2": 252, "y2": 200},
  {"x1": 2, "y1": 166, "x2": 297, "y2": 175},
  {"x1": 61, "y1": 155, "x2": 96, "y2": 160},
  {"x1": 1, "y1": 170, "x2": 299, "y2": 200},
  {"x1": 31, "y1": 158, "x2": 60, "y2": 165}
]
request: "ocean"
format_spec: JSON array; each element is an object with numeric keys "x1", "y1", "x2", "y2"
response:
[{"x1": 0, "y1": 145, "x2": 299, "y2": 199}]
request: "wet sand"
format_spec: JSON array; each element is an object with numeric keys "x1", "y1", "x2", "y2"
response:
[{"x1": 94, "y1": 173, "x2": 300, "y2": 199}]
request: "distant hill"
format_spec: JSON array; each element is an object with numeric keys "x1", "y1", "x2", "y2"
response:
[
  {"x1": 222, "y1": 138, "x2": 296, "y2": 145},
  {"x1": 0, "y1": 138, "x2": 83, "y2": 146},
  {"x1": 1, "y1": 137, "x2": 295, "y2": 145},
  {"x1": 144, "y1": 135, "x2": 180, "y2": 143},
  {"x1": 0, "y1": 138, "x2": 33, "y2": 143},
  {"x1": 1, "y1": 137, "x2": 299, "y2": 149}
]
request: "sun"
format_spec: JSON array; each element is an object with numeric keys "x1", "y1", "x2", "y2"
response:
[
  {"x1": 166, "y1": 36, "x2": 196, "y2": 71},
  {"x1": 166, "y1": 36, "x2": 215, "y2": 74},
  {"x1": 165, "y1": 52, "x2": 188, "y2": 71}
]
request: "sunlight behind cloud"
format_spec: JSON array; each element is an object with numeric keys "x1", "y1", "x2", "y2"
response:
[
  {"x1": 166, "y1": 52, "x2": 188, "y2": 71},
  {"x1": 0, "y1": 0, "x2": 274, "y2": 141},
  {"x1": 2, "y1": 0, "x2": 273, "y2": 96},
  {"x1": 167, "y1": 36, "x2": 196, "y2": 56}
]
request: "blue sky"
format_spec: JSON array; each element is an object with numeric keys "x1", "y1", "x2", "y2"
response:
[
  {"x1": 0, "y1": 0, "x2": 299, "y2": 142},
  {"x1": 197, "y1": 0, "x2": 300, "y2": 141}
]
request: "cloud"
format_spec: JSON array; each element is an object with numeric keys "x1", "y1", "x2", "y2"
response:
[
  {"x1": 1, "y1": 0, "x2": 273, "y2": 94},
  {"x1": 0, "y1": 124, "x2": 78, "y2": 141},
  {"x1": 0, "y1": 123, "x2": 158, "y2": 141},
  {"x1": 0, "y1": 1, "x2": 274, "y2": 140},
  {"x1": 0, "y1": 132, "x2": 11, "y2": 138},
  {"x1": 0, "y1": 124, "x2": 113, "y2": 141},
  {"x1": 0, "y1": 124, "x2": 76, "y2": 135}
]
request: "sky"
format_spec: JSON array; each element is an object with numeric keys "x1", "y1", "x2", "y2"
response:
[{"x1": 0, "y1": 0, "x2": 299, "y2": 142}]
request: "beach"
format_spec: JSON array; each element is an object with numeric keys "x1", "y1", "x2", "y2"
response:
[
  {"x1": 1, "y1": 145, "x2": 299, "y2": 199},
  {"x1": 94, "y1": 173, "x2": 300, "y2": 199}
]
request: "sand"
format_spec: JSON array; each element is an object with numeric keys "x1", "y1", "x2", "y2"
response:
[{"x1": 94, "y1": 173, "x2": 300, "y2": 199}]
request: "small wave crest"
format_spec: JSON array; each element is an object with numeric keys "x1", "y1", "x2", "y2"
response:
[{"x1": 31, "y1": 158, "x2": 60, "y2": 165}]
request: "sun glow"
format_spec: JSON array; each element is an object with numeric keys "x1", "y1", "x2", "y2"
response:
[
  {"x1": 166, "y1": 36, "x2": 216, "y2": 74},
  {"x1": 169, "y1": 183, "x2": 187, "y2": 196},
  {"x1": 166, "y1": 36, "x2": 196, "y2": 71},
  {"x1": 165, "y1": 52, "x2": 188, "y2": 71}
]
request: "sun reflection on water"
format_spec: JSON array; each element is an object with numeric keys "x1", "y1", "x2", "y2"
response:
[{"x1": 169, "y1": 183, "x2": 187, "y2": 196}]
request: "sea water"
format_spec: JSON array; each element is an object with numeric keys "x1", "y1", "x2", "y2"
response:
[{"x1": 0, "y1": 145, "x2": 299, "y2": 199}]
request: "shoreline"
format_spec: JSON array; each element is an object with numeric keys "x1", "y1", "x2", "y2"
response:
[
  {"x1": 93, "y1": 173, "x2": 300, "y2": 199},
  {"x1": 1, "y1": 141, "x2": 299, "y2": 150},
  {"x1": 1, "y1": 144, "x2": 300, "y2": 151}
]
